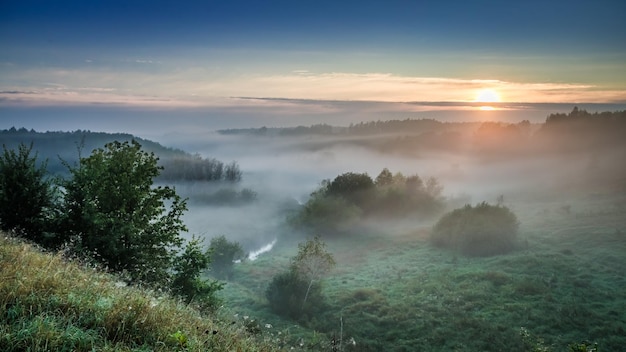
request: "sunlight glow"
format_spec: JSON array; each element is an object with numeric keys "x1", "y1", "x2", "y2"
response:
[{"x1": 475, "y1": 89, "x2": 501, "y2": 103}]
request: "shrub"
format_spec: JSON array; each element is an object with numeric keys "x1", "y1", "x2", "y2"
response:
[
  {"x1": 208, "y1": 235, "x2": 245, "y2": 280},
  {"x1": 170, "y1": 236, "x2": 223, "y2": 311},
  {"x1": 265, "y1": 270, "x2": 324, "y2": 322},
  {"x1": 266, "y1": 237, "x2": 334, "y2": 322},
  {"x1": 431, "y1": 202, "x2": 519, "y2": 257}
]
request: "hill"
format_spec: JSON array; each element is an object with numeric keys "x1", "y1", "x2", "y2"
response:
[
  {"x1": 0, "y1": 234, "x2": 280, "y2": 351},
  {"x1": 0, "y1": 128, "x2": 241, "y2": 182}
]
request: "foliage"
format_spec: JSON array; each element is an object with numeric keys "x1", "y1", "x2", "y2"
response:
[
  {"x1": 374, "y1": 168, "x2": 394, "y2": 186},
  {"x1": 290, "y1": 169, "x2": 444, "y2": 235},
  {"x1": 431, "y1": 202, "x2": 519, "y2": 256},
  {"x1": 290, "y1": 236, "x2": 336, "y2": 306},
  {"x1": 266, "y1": 237, "x2": 335, "y2": 322},
  {"x1": 326, "y1": 172, "x2": 375, "y2": 205},
  {"x1": 60, "y1": 140, "x2": 188, "y2": 284},
  {"x1": 0, "y1": 234, "x2": 281, "y2": 352},
  {"x1": 159, "y1": 156, "x2": 242, "y2": 182},
  {"x1": 0, "y1": 143, "x2": 58, "y2": 246},
  {"x1": 0, "y1": 128, "x2": 242, "y2": 182},
  {"x1": 288, "y1": 192, "x2": 362, "y2": 234},
  {"x1": 208, "y1": 235, "x2": 245, "y2": 280},
  {"x1": 171, "y1": 236, "x2": 223, "y2": 311},
  {"x1": 265, "y1": 270, "x2": 325, "y2": 322}
]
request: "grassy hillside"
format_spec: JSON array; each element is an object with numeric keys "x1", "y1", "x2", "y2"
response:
[{"x1": 0, "y1": 234, "x2": 281, "y2": 352}]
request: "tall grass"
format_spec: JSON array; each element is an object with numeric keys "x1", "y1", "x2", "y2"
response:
[{"x1": 0, "y1": 234, "x2": 281, "y2": 351}]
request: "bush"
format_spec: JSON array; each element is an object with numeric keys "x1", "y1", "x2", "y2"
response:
[
  {"x1": 208, "y1": 235, "x2": 245, "y2": 280},
  {"x1": 265, "y1": 270, "x2": 324, "y2": 322},
  {"x1": 171, "y1": 236, "x2": 223, "y2": 311},
  {"x1": 431, "y1": 202, "x2": 519, "y2": 257},
  {"x1": 266, "y1": 237, "x2": 334, "y2": 322}
]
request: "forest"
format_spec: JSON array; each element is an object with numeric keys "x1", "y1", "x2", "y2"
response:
[{"x1": 1, "y1": 108, "x2": 625, "y2": 351}]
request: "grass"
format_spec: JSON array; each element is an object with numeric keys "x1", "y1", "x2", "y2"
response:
[
  {"x1": 0, "y1": 235, "x2": 283, "y2": 352},
  {"x1": 1, "y1": 191, "x2": 624, "y2": 351},
  {"x1": 221, "y1": 191, "x2": 626, "y2": 351}
]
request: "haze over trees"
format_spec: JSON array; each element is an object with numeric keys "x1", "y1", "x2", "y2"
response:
[
  {"x1": 290, "y1": 168, "x2": 445, "y2": 235},
  {"x1": 0, "y1": 128, "x2": 242, "y2": 182}
]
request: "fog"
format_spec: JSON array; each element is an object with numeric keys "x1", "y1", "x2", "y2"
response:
[{"x1": 156, "y1": 117, "x2": 625, "y2": 255}]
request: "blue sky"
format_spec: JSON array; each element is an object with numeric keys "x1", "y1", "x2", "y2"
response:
[{"x1": 1, "y1": 0, "x2": 625, "y2": 131}]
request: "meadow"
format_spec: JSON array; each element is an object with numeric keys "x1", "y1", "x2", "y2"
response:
[{"x1": 218, "y1": 190, "x2": 626, "y2": 351}]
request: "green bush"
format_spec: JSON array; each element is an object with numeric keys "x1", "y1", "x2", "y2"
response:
[
  {"x1": 266, "y1": 237, "x2": 334, "y2": 323},
  {"x1": 265, "y1": 270, "x2": 324, "y2": 322},
  {"x1": 208, "y1": 235, "x2": 245, "y2": 280},
  {"x1": 431, "y1": 202, "x2": 519, "y2": 257},
  {"x1": 170, "y1": 236, "x2": 223, "y2": 311}
]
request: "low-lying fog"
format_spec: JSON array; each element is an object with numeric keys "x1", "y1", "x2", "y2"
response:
[{"x1": 158, "y1": 130, "x2": 615, "y2": 255}]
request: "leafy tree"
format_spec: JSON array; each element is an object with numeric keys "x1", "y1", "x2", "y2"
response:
[
  {"x1": 171, "y1": 236, "x2": 223, "y2": 310},
  {"x1": 326, "y1": 172, "x2": 374, "y2": 205},
  {"x1": 61, "y1": 140, "x2": 188, "y2": 284},
  {"x1": 375, "y1": 168, "x2": 394, "y2": 186},
  {"x1": 431, "y1": 202, "x2": 519, "y2": 257},
  {"x1": 266, "y1": 237, "x2": 334, "y2": 321},
  {"x1": 290, "y1": 236, "x2": 336, "y2": 307},
  {"x1": 0, "y1": 143, "x2": 58, "y2": 246},
  {"x1": 208, "y1": 235, "x2": 245, "y2": 280}
]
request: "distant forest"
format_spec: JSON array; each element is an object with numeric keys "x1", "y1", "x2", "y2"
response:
[
  {"x1": 0, "y1": 128, "x2": 241, "y2": 182},
  {"x1": 219, "y1": 108, "x2": 626, "y2": 156}
]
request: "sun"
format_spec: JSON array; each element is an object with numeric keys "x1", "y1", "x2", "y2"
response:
[{"x1": 475, "y1": 88, "x2": 501, "y2": 103}]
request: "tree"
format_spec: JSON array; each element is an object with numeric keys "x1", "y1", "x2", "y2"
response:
[
  {"x1": 224, "y1": 161, "x2": 242, "y2": 182},
  {"x1": 326, "y1": 172, "x2": 374, "y2": 206},
  {"x1": 290, "y1": 236, "x2": 336, "y2": 307},
  {"x1": 266, "y1": 237, "x2": 334, "y2": 321},
  {"x1": 208, "y1": 235, "x2": 245, "y2": 280},
  {"x1": 171, "y1": 236, "x2": 223, "y2": 310},
  {"x1": 61, "y1": 140, "x2": 188, "y2": 284},
  {"x1": 375, "y1": 168, "x2": 394, "y2": 186},
  {"x1": 0, "y1": 143, "x2": 58, "y2": 246}
]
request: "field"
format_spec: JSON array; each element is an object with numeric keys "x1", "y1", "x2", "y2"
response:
[{"x1": 218, "y1": 191, "x2": 626, "y2": 351}]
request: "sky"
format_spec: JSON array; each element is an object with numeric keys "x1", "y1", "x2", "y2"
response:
[{"x1": 1, "y1": 0, "x2": 625, "y2": 133}]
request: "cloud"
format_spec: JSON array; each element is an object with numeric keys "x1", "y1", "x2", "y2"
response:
[{"x1": 1, "y1": 63, "x2": 624, "y2": 110}]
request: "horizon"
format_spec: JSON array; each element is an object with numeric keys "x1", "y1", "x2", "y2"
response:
[{"x1": 1, "y1": 0, "x2": 625, "y2": 137}]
